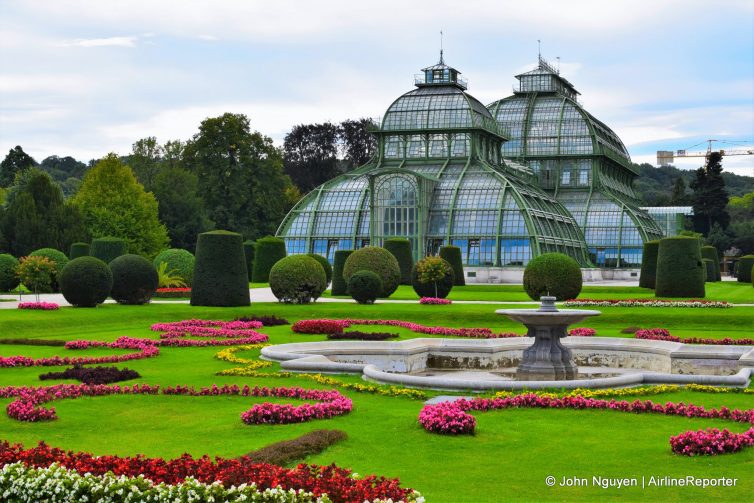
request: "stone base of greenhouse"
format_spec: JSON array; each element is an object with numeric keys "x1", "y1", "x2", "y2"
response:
[{"x1": 463, "y1": 266, "x2": 638, "y2": 283}]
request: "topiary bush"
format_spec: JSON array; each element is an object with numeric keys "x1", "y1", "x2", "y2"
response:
[
  {"x1": 69, "y1": 242, "x2": 90, "y2": 260},
  {"x1": 655, "y1": 236, "x2": 705, "y2": 298},
  {"x1": 0, "y1": 254, "x2": 20, "y2": 292},
  {"x1": 439, "y1": 246, "x2": 465, "y2": 286},
  {"x1": 331, "y1": 250, "x2": 353, "y2": 296},
  {"x1": 383, "y1": 238, "x2": 413, "y2": 285},
  {"x1": 269, "y1": 255, "x2": 327, "y2": 304},
  {"x1": 152, "y1": 249, "x2": 195, "y2": 286},
  {"x1": 59, "y1": 257, "x2": 113, "y2": 307},
  {"x1": 243, "y1": 240, "x2": 255, "y2": 281},
  {"x1": 348, "y1": 270, "x2": 382, "y2": 304},
  {"x1": 251, "y1": 236, "x2": 287, "y2": 283},
  {"x1": 191, "y1": 230, "x2": 250, "y2": 307},
  {"x1": 343, "y1": 246, "x2": 401, "y2": 297},
  {"x1": 736, "y1": 255, "x2": 754, "y2": 283},
  {"x1": 523, "y1": 253, "x2": 583, "y2": 301},
  {"x1": 307, "y1": 254, "x2": 332, "y2": 286},
  {"x1": 29, "y1": 248, "x2": 68, "y2": 292},
  {"x1": 411, "y1": 256, "x2": 455, "y2": 298},
  {"x1": 700, "y1": 246, "x2": 721, "y2": 282},
  {"x1": 702, "y1": 258, "x2": 715, "y2": 283},
  {"x1": 90, "y1": 237, "x2": 128, "y2": 264},
  {"x1": 109, "y1": 254, "x2": 159, "y2": 305},
  {"x1": 638, "y1": 240, "x2": 660, "y2": 289}
]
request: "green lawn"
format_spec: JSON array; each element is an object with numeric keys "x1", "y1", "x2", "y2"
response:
[{"x1": 0, "y1": 300, "x2": 753, "y2": 502}]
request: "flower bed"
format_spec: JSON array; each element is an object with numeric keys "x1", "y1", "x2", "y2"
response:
[
  {"x1": 564, "y1": 299, "x2": 731, "y2": 308},
  {"x1": 634, "y1": 328, "x2": 754, "y2": 346},
  {"x1": 292, "y1": 319, "x2": 520, "y2": 339},
  {"x1": 568, "y1": 327, "x2": 596, "y2": 336},
  {"x1": 154, "y1": 287, "x2": 192, "y2": 298},
  {"x1": 419, "y1": 297, "x2": 452, "y2": 305},
  {"x1": 17, "y1": 302, "x2": 59, "y2": 310},
  {"x1": 236, "y1": 315, "x2": 290, "y2": 326},
  {"x1": 327, "y1": 331, "x2": 399, "y2": 341},
  {"x1": 1, "y1": 337, "x2": 159, "y2": 368},
  {"x1": 38, "y1": 365, "x2": 140, "y2": 385}
]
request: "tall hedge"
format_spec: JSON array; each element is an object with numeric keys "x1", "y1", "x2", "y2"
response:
[
  {"x1": 90, "y1": 237, "x2": 128, "y2": 264},
  {"x1": 243, "y1": 240, "x2": 256, "y2": 281},
  {"x1": 69, "y1": 242, "x2": 90, "y2": 259},
  {"x1": 383, "y1": 238, "x2": 413, "y2": 285},
  {"x1": 343, "y1": 247, "x2": 401, "y2": 297},
  {"x1": 439, "y1": 246, "x2": 465, "y2": 286},
  {"x1": 306, "y1": 254, "x2": 332, "y2": 286},
  {"x1": 153, "y1": 248, "x2": 195, "y2": 286},
  {"x1": 251, "y1": 236, "x2": 287, "y2": 283},
  {"x1": 638, "y1": 240, "x2": 660, "y2": 289},
  {"x1": 523, "y1": 253, "x2": 583, "y2": 301},
  {"x1": 0, "y1": 254, "x2": 20, "y2": 292},
  {"x1": 331, "y1": 250, "x2": 354, "y2": 296},
  {"x1": 702, "y1": 258, "x2": 715, "y2": 283},
  {"x1": 700, "y1": 246, "x2": 721, "y2": 282},
  {"x1": 655, "y1": 237, "x2": 705, "y2": 298},
  {"x1": 191, "y1": 230, "x2": 250, "y2": 307},
  {"x1": 736, "y1": 255, "x2": 754, "y2": 283}
]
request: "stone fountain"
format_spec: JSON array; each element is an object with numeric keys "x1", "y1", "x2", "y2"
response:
[{"x1": 496, "y1": 297, "x2": 600, "y2": 380}]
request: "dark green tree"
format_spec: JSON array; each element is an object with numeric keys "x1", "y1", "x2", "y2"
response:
[
  {"x1": 728, "y1": 192, "x2": 754, "y2": 254},
  {"x1": 339, "y1": 118, "x2": 377, "y2": 170},
  {"x1": 0, "y1": 146, "x2": 37, "y2": 188},
  {"x1": 705, "y1": 222, "x2": 733, "y2": 257},
  {"x1": 129, "y1": 137, "x2": 162, "y2": 191},
  {"x1": 690, "y1": 152, "x2": 729, "y2": 234},
  {"x1": 153, "y1": 165, "x2": 212, "y2": 250},
  {"x1": 283, "y1": 122, "x2": 340, "y2": 192},
  {"x1": 669, "y1": 176, "x2": 688, "y2": 205}
]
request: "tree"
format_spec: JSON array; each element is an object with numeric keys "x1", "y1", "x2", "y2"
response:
[
  {"x1": 129, "y1": 137, "x2": 163, "y2": 192},
  {"x1": 40, "y1": 155, "x2": 88, "y2": 181},
  {"x1": 729, "y1": 191, "x2": 754, "y2": 254},
  {"x1": 690, "y1": 152, "x2": 729, "y2": 234},
  {"x1": 669, "y1": 176, "x2": 688, "y2": 205},
  {"x1": 72, "y1": 154, "x2": 169, "y2": 258},
  {"x1": 339, "y1": 118, "x2": 377, "y2": 170},
  {"x1": 283, "y1": 122, "x2": 340, "y2": 192},
  {"x1": 0, "y1": 146, "x2": 37, "y2": 188},
  {"x1": 153, "y1": 165, "x2": 212, "y2": 250},
  {"x1": 705, "y1": 222, "x2": 733, "y2": 257},
  {"x1": 184, "y1": 113, "x2": 296, "y2": 240}
]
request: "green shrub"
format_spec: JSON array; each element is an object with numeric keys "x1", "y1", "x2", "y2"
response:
[
  {"x1": 702, "y1": 258, "x2": 715, "y2": 283},
  {"x1": 0, "y1": 254, "x2": 20, "y2": 292},
  {"x1": 29, "y1": 248, "x2": 69, "y2": 292},
  {"x1": 191, "y1": 230, "x2": 250, "y2": 307},
  {"x1": 152, "y1": 249, "x2": 195, "y2": 286},
  {"x1": 331, "y1": 250, "x2": 353, "y2": 296},
  {"x1": 383, "y1": 238, "x2": 413, "y2": 285},
  {"x1": 69, "y1": 242, "x2": 90, "y2": 259},
  {"x1": 109, "y1": 254, "x2": 159, "y2": 305},
  {"x1": 90, "y1": 237, "x2": 128, "y2": 264},
  {"x1": 156, "y1": 262, "x2": 187, "y2": 288},
  {"x1": 307, "y1": 254, "x2": 332, "y2": 286},
  {"x1": 251, "y1": 236, "x2": 286, "y2": 283},
  {"x1": 655, "y1": 237, "x2": 705, "y2": 298},
  {"x1": 269, "y1": 255, "x2": 327, "y2": 304},
  {"x1": 59, "y1": 257, "x2": 113, "y2": 307},
  {"x1": 700, "y1": 246, "x2": 721, "y2": 282},
  {"x1": 243, "y1": 240, "x2": 256, "y2": 281},
  {"x1": 523, "y1": 253, "x2": 583, "y2": 301},
  {"x1": 411, "y1": 256, "x2": 454, "y2": 298},
  {"x1": 638, "y1": 240, "x2": 660, "y2": 289},
  {"x1": 736, "y1": 255, "x2": 754, "y2": 283},
  {"x1": 17, "y1": 256, "x2": 56, "y2": 295},
  {"x1": 348, "y1": 270, "x2": 382, "y2": 304},
  {"x1": 439, "y1": 246, "x2": 465, "y2": 286},
  {"x1": 343, "y1": 246, "x2": 401, "y2": 297}
]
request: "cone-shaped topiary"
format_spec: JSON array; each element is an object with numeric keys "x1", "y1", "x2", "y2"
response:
[
  {"x1": 736, "y1": 255, "x2": 754, "y2": 283},
  {"x1": 700, "y1": 246, "x2": 721, "y2": 282},
  {"x1": 331, "y1": 250, "x2": 353, "y2": 296},
  {"x1": 439, "y1": 246, "x2": 465, "y2": 286},
  {"x1": 90, "y1": 237, "x2": 128, "y2": 264},
  {"x1": 28, "y1": 248, "x2": 69, "y2": 292},
  {"x1": 243, "y1": 240, "x2": 256, "y2": 281},
  {"x1": 383, "y1": 238, "x2": 413, "y2": 285},
  {"x1": 702, "y1": 258, "x2": 715, "y2": 283},
  {"x1": 638, "y1": 240, "x2": 660, "y2": 289},
  {"x1": 411, "y1": 256, "x2": 454, "y2": 299},
  {"x1": 0, "y1": 254, "x2": 20, "y2": 292},
  {"x1": 110, "y1": 254, "x2": 159, "y2": 304},
  {"x1": 69, "y1": 242, "x2": 90, "y2": 259},
  {"x1": 191, "y1": 230, "x2": 250, "y2": 307},
  {"x1": 523, "y1": 253, "x2": 583, "y2": 301},
  {"x1": 348, "y1": 270, "x2": 382, "y2": 304},
  {"x1": 306, "y1": 254, "x2": 332, "y2": 286},
  {"x1": 251, "y1": 236, "x2": 286, "y2": 283},
  {"x1": 655, "y1": 236, "x2": 705, "y2": 297},
  {"x1": 59, "y1": 257, "x2": 113, "y2": 307},
  {"x1": 269, "y1": 255, "x2": 327, "y2": 303},
  {"x1": 343, "y1": 246, "x2": 401, "y2": 297},
  {"x1": 153, "y1": 248, "x2": 195, "y2": 286}
]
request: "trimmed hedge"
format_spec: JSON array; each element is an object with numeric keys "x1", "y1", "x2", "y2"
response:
[
  {"x1": 59, "y1": 257, "x2": 113, "y2": 307},
  {"x1": 152, "y1": 249, "x2": 195, "y2": 286},
  {"x1": 343, "y1": 246, "x2": 401, "y2": 297},
  {"x1": 244, "y1": 429, "x2": 348, "y2": 466},
  {"x1": 736, "y1": 255, "x2": 754, "y2": 283},
  {"x1": 638, "y1": 240, "x2": 660, "y2": 289},
  {"x1": 0, "y1": 254, "x2": 20, "y2": 292},
  {"x1": 700, "y1": 246, "x2": 721, "y2": 282},
  {"x1": 348, "y1": 270, "x2": 382, "y2": 304},
  {"x1": 655, "y1": 236, "x2": 705, "y2": 298},
  {"x1": 307, "y1": 253, "x2": 332, "y2": 286},
  {"x1": 269, "y1": 255, "x2": 327, "y2": 304},
  {"x1": 109, "y1": 254, "x2": 159, "y2": 305},
  {"x1": 191, "y1": 230, "x2": 250, "y2": 307},
  {"x1": 29, "y1": 248, "x2": 68, "y2": 292},
  {"x1": 439, "y1": 246, "x2": 465, "y2": 286},
  {"x1": 523, "y1": 253, "x2": 583, "y2": 301},
  {"x1": 383, "y1": 238, "x2": 413, "y2": 285},
  {"x1": 331, "y1": 250, "x2": 353, "y2": 296},
  {"x1": 243, "y1": 240, "x2": 256, "y2": 281},
  {"x1": 90, "y1": 237, "x2": 128, "y2": 264},
  {"x1": 411, "y1": 256, "x2": 455, "y2": 298},
  {"x1": 251, "y1": 236, "x2": 287, "y2": 283},
  {"x1": 702, "y1": 258, "x2": 715, "y2": 283},
  {"x1": 69, "y1": 242, "x2": 90, "y2": 259}
]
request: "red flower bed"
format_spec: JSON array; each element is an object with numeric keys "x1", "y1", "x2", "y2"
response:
[
  {"x1": 292, "y1": 319, "x2": 520, "y2": 339},
  {"x1": 635, "y1": 328, "x2": 754, "y2": 346},
  {"x1": 568, "y1": 328, "x2": 596, "y2": 337},
  {"x1": 17, "y1": 302, "x2": 59, "y2": 310},
  {"x1": 154, "y1": 288, "x2": 191, "y2": 298},
  {"x1": 292, "y1": 319, "x2": 350, "y2": 334}
]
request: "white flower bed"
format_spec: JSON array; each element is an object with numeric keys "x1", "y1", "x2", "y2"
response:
[{"x1": 564, "y1": 299, "x2": 731, "y2": 308}]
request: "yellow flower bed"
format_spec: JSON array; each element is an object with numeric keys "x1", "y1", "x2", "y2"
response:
[{"x1": 493, "y1": 384, "x2": 752, "y2": 400}]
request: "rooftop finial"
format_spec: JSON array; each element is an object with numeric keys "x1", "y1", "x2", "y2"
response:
[
  {"x1": 439, "y1": 29, "x2": 444, "y2": 65},
  {"x1": 556, "y1": 56, "x2": 560, "y2": 74},
  {"x1": 537, "y1": 39, "x2": 541, "y2": 62}
]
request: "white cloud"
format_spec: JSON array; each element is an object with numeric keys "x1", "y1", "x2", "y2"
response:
[{"x1": 59, "y1": 36, "x2": 138, "y2": 48}]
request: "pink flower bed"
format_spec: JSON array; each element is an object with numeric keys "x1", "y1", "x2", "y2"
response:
[
  {"x1": 17, "y1": 302, "x2": 59, "y2": 310},
  {"x1": 564, "y1": 299, "x2": 730, "y2": 308},
  {"x1": 670, "y1": 427, "x2": 754, "y2": 456},
  {"x1": 292, "y1": 319, "x2": 520, "y2": 339},
  {"x1": 240, "y1": 387, "x2": 352, "y2": 425},
  {"x1": 568, "y1": 328, "x2": 596, "y2": 337},
  {"x1": 635, "y1": 328, "x2": 754, "y2": 346},
  {"x1": 419, "y1": 297, "x2": 452, "y2": 305},
  {"x1": 1, "y1": 338, "x2": 159, "y2": 368}
]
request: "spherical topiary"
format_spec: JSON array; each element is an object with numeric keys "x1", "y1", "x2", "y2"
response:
[
  {"x1": 269, "y1": 255, "x2": 327, "y2": 304},
  {"x1": 243, "y1": 240, "x2": 255, "y2": 281},
  {"x1": 191, "y1": 230, "x2": 250, "y2": 307},
  {"x1": 638, "y1": 240, "x2": 660, "y2": 289},
  {"x1": 348, "y1": 270, "x2": 382, "y2": 304},
  {"x1": 307, "y1": 254, "x2": 332, "y2": 286},
  {"x1": 655, "y1": 237, "x2": 705, "y2": 298},
  {"x1": 0, "y1": 254, "x2": 20, "y2": 292},
  {"x1": 69, "y1": 242, "x2": 90, "y2": 259},
  {"x1": 736, "y1": 255, "x2": 754, "y2": 283},
  {"x1": 153, "y1": 248, "x2": 195, "y2": 286},
  {"x1": 343, "y1": 246, "x2": 401, "y2": 297},
  {"x1": 251, "y1": 236, "x2": 287, "y2": 283},
  {"x1": 331, "y1": 250, "x2": 354, "y2": 296},
  {"x1": 383, "y1": 238, "x2": 413, "y2": 285},
  {"x1": 109, "y1": 254, "x2": 159, "y2": 305},
  {"x1": 700, "y1": 246, "x2": 721, "y2": 282},
  {"x1": 59, "y1": 257, "x2": 113, "y2": 307},
  {"x1": 90, "y1": 237, "x2": 128, "y2": 264},
  {"x1": 702, "y1": 258, "x2": 716, "y2": 283},
  {"x1": 411, "y1": 256, "x2": 455, "y2": 298},
  {"x1": 29, "y1": 248, "x2": 68, "y2": 293},
  {"x1": 523, "y1": 253, "x2": 583, "y2": 301},
  {"x1": 439, "y1": 246, "x2": 465, "y2": 286}
]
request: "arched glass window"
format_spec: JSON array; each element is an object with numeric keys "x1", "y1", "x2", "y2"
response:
[
  {"x1": 429, "y1": 134, "x2": 448, "y2": 157},
  {"x1": 385, "y1": 136, "x2": 403, "y2": 159},
  {"x1": 451, "y1": 133, "x2": 470, "y2": 157},
  {"x1": 406, "y1": 135, "x2": 426, "y2": 158},
  {"x1": 376, "y1": 175, "x2": 417, "y2": 238}
]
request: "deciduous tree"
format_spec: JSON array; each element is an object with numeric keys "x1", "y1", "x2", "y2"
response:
[{"x1": 0, "y1": 146, "x2": 37, "y2": 188}]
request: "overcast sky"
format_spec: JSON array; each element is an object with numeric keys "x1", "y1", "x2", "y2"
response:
[{"x1": 1, "y1": 0, "x2": 753, "y2": 176}]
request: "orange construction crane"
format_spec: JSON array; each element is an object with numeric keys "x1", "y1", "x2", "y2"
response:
[{"x1": 657, "y1": 139, "x2": 753, "y2": 167}]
